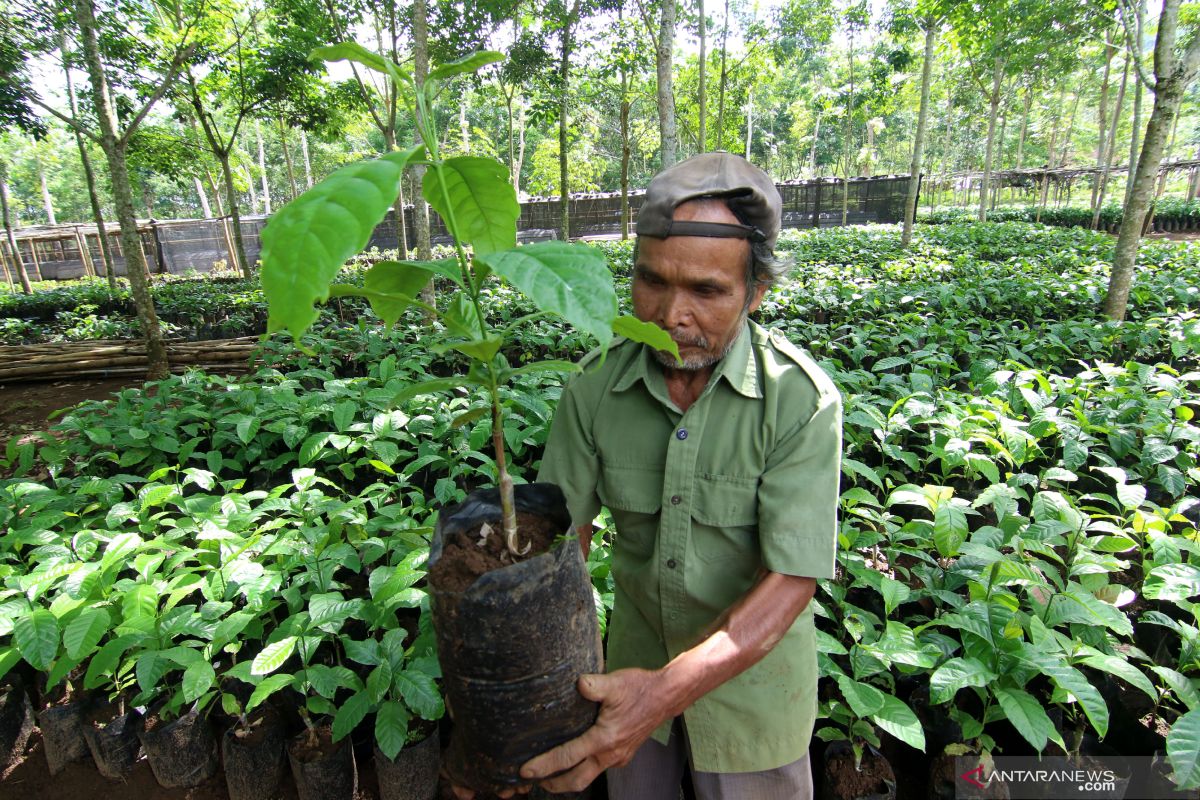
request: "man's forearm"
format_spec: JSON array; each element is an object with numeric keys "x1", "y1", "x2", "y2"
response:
[{"x1": 656, "y1": 571, "x2": 816, "y2": 719}]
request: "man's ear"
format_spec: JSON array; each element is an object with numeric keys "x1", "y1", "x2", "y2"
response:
[{"x1": 747, "y1": 282, "x2": 769, "y2": 314}]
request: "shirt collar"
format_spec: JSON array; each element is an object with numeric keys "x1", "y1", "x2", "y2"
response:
[{"x1": 612, "y1": 320, "x2": 761, "y2": 400}]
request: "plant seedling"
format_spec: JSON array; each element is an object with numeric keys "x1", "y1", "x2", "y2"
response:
[{"x1": 259, "y1": 45, "x2": 678, "y2": 557}]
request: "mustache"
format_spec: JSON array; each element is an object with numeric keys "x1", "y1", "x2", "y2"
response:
[{"x1": 667, "y1": 330, "x2": 709, "y2": 349}]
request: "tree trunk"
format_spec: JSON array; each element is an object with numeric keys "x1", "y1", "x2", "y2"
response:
[
  {"x1": 412, "y1": 0, "x2": 434, "y2": 316},
  {"x1": 219, "y1": 152, "x2": 252, "y2": 278},
  {"x1": 1092, "y1": 30, "x2": 1116, "y2": 211},
  {"x1": 744, "y1": 89, "x2": 753, "y2": 157},
  {"x1": 1058, "y1": 91, "x2": 1080, "y2": 167},
  {"x1": 621, "y1": 67, "x2": 632, "y2": 240},
  {"x1": 656, "y1": 0, "x2": 678, "y2": 167},
  {"x1": 558, "y1": 11, "x2": 575, "y2": 240},
  {"x1": 38, "y1": 162, "x2": 57, "y2": 225},
  {"x1": 194, "y1": 176, "x2": 212, "y2": 217},
  {"x1": 1093, "y1": 57, "x2": 1129, "y2": 228},
  {"x1": 902, "y1": 20, "x2": 936, "y2": 248},
  {"x1": 1142, "y1": 109, "x2": 1181, "y2": 234},
  {"x1": 76, "y1": 0, "x2": 168, "y2": 378},
  {"x1": 809, "y1": 113, "x2": 821, "y2": 177},
  {"x1": 300, "y1": 130, "x2": 313, "y2": 188},
  {"x1": 1125, "y1": 72, "x2": 1143, "y2": 208},
  {"x1": 255, "y1": 121, "x2": 271, "y2": 215},
  {"x1": 62, "y1": 38, "x2": 116, "y2": 289},
  {"x1": 978, "y1": 56, "x2": 1004, "y2": 222},
  {"x1": 0, "y1": 169, "x2": 32, "y2": 293},
  {"x1": 715, "y1": 0, "x2": 730, "y2": 150},
  {"x1": 698, "y1": 0, "x2": 706, "y2": 153},
  {"x1": 1015, "y1": 83, "x2": 1032, "y2": 170},
  {"x1": 841, "y1": 28, "x2": 855, "y2": 225},
  {"x1": 1036, "y1": 85, "x2": 1067, "y2": 222},
  {"x1": 992, "y1": 105, "x2": 1007, "y2": 209},
  {"x1": 1105, "y1": 78, "x2": 1187, "y2": 319},
  {"x1": 279, "y1": 117, "x2": 298, "y2": 200}
]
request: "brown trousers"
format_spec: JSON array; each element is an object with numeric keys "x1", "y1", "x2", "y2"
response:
[{"x1": 605, "y1": 720, "x2": 813, "y2": 800}]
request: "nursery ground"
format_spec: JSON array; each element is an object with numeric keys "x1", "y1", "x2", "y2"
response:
[{"x1": 0, "y1": 378, "x2": 136, "y2": 450}]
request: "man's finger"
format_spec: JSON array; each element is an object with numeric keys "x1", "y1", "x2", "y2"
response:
[
  {"x1": 576, "y1": 673, "x2": 611, "y2": 702},
  {"x1": 539, "y1": 755, "x2": 604, "y2": 795},
  {"x1": 521, "y1": 726, "x2": 604, "y2": 780}
]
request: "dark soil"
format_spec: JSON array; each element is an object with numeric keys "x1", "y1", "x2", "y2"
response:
[
  {"x1": 288, "y1": 724, "x2": 343, "y2": 763},
  {"x1": 825, "y1": 745, "x2": 895, "y2": 800},
  {"x1": 227, "y1": 709, "x2": 277, "y2": 747},
  {"x1": 429, "y1": 511, "x2": 563, "y2": 593}
]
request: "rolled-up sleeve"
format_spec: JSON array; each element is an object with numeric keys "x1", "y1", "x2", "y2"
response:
[{"x1": 756, "y1": 386, "x2": 842, "y2": 580}]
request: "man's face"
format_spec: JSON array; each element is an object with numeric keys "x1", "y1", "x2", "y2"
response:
[{"x1": 633, "y1": 199, "x2": 768, "y2": 372}]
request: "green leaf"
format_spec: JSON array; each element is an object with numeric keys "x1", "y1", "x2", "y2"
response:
[
  {"x1": 300, "y1": 433, "x2": 330, "y2": 466},
  {"x1": 424, "y1": 156, "x2": 518, "y2": 256},
  {"x1": 393, "y1": 377, "x2": 477, "y2": 404},
  {"x1": 333, "y1": 401, "x2": 357, "y2": 433},
  {"x1": 930, "y1": 657, "x2": 998, "y2": 705},
  {"x1": 311, "y1": 41, "x2": 411, "y2": 85},
  {"x1": 395, "y1": 668, "x2": 444, "y2": 720},
  {"x1": 183, "y1": 661, "x2": 216, "y2": 703},
  {"x1": 64, "y1": 608, "x2": 110, "y2": 659},
  {"x1": 14, "y1": 609, "x2": 58, "y2": 671},
  {"x1": 835, "y1": 674, "x2": 886, "y2": 718},
  {"x1": 1152, "y1": 666, "x2": 1200, "y2": 711},
  {"x1": 995, "y1": 687, "x2": 1061, "y2": 752},
  {"x1": 447, "y1": 337, "x2": 503, "y2": 362},
  {"x1": 873, "y1": 356, "x2": 908, "y2": 371},
  {"x1": 332, "y1": 689, "x2": 371, "y2": 742},
  {"x1": 1143, "y1": 564, "x2": 1200, "y2": 603},
  {"x1": 375, "y1": 700, "x2": 413, "y2": 761},
  {"x1": 427, "y1": 50, "x2": 504, "y2": 83},
  {"x1": 361, "y1": 261, "x2": 434, "y2": 326},
  {"x1": 1079, "y1": 653, "x2": 1156, "y2": 702},
  {"x1": 236, "y1": 416, "x2": 260, "y2": 445},
  {"x1": 933, "y1": 504, "x2": 968, "y2": 557},
  {"x1": 502, "y1": 360, "x2": 583, "y2": 380},
  {"x1": 252, "y1": 636, "x2": 298, "y2": 675},
  {"x1": 1168, "y1": 709, "x2": 1200, "y2": 790},
  {"x1": 842, "y1": 457, "x2": 884, "y2": 489},
  {"x1": 1025, "y1": 651, "x2": 1108, "y2": 738},
  {"x1": 871, "y1": 694, "x2": 925, "y2": 751},
  {"x1": 84, "y1": 635, "x2": 139, "y2": 689},
  {"x1": 247, "y1": 674, "x2": 295, "y2": 713},
  {"x1": 612, "y1": 315, "x2": 680, "y2": 363},
  {"x1": 262, "y1": 148, "x2": 420, "y2": 340},
  {"x1": 478, "y1": 242, "x2": 617, "y2": 346}
]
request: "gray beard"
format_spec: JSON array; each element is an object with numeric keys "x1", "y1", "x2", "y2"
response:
[{"x1": 651, "y1": 312, "x2": 748, "y2": 372}]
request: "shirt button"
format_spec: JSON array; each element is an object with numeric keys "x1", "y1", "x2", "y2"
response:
[
  {"x1": 676, "y1": 428, "x2": 688, "y2": 440},
  {"x1": 670, "y1": 495, "x2": 682, "y2": 505},
  {"x1": 667, "y1": 559, "x2": 677, "y2": 569}
]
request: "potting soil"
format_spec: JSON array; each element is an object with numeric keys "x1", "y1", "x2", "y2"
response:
[{"x1": 428, "y1": 511, "x2": 563, "y2": 592}]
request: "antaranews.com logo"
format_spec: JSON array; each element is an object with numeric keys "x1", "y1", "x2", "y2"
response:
[{"x1": 955, "y1": 755, "x2": 1197, "y2": 799}]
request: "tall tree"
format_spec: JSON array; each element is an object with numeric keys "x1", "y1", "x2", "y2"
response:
[
  {"x1": 1104, "y1": 0, "x2": 1200, "y2": 320},
  {"x1": 27, "y1": 0, "x2": 196, "y2": 378},
  {"x1": 902, "y1": 3, "x2": 943, "y2": 248},
  {"x1": 636, "y1": 0, "x2": 678, "y2": 167}
]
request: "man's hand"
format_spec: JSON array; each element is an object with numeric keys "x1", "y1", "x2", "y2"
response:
[{"x1": 518, "y1": 669, "x2": 671, "y2": 794}]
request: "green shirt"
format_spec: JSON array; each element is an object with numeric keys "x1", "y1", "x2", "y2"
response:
[{"x1": 537, "y1": 319, "x2": 842, "y2": 773}]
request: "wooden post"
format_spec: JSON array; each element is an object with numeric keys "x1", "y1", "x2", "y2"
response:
[
  {"x1": 75, "y1": 227, "x2": 96, "y2": 277},
  {"x1": 0, "y1": 241, "x2": 14, "y2": 290},
  {"x1": 27, "y1": 240, "x2": 44, "y2": 281},
  {"x1": 219, "y1": 215, "x2": 238, "y2": 274}
]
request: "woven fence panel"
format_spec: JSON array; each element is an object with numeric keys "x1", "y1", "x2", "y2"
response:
[{"x1": 21, "y1": 176, "x2": 915, "y2": 280}]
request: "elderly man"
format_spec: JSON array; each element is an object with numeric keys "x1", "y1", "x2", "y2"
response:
[{"x1": 462, "y1": 152, "x2": 841, "y2": 800}]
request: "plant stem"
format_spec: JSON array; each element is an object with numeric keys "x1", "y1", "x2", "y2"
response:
[{"x1": 490, "y1": 386, "x2": 519, "y2": 553}]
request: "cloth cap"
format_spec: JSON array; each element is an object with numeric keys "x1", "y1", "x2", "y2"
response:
[{"x1": 636, "y1": 152, "x2": 782, "y2": 249}]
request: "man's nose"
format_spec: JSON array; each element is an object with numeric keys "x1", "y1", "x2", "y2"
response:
[{"x1": 660, "y1": 289, "x2": 692, "y2": 330}]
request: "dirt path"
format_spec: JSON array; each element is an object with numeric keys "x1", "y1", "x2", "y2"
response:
[{"x1": 0, "y1": 377, "x2": 140, "y2": 446}]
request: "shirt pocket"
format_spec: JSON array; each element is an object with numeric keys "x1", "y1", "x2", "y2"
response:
[
  {"x1": 690, "y1": 475, "x2": 759, "y2": 564},
  {"x1": 598, "y1": 465, "x2": 663, "y2": 558}
]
